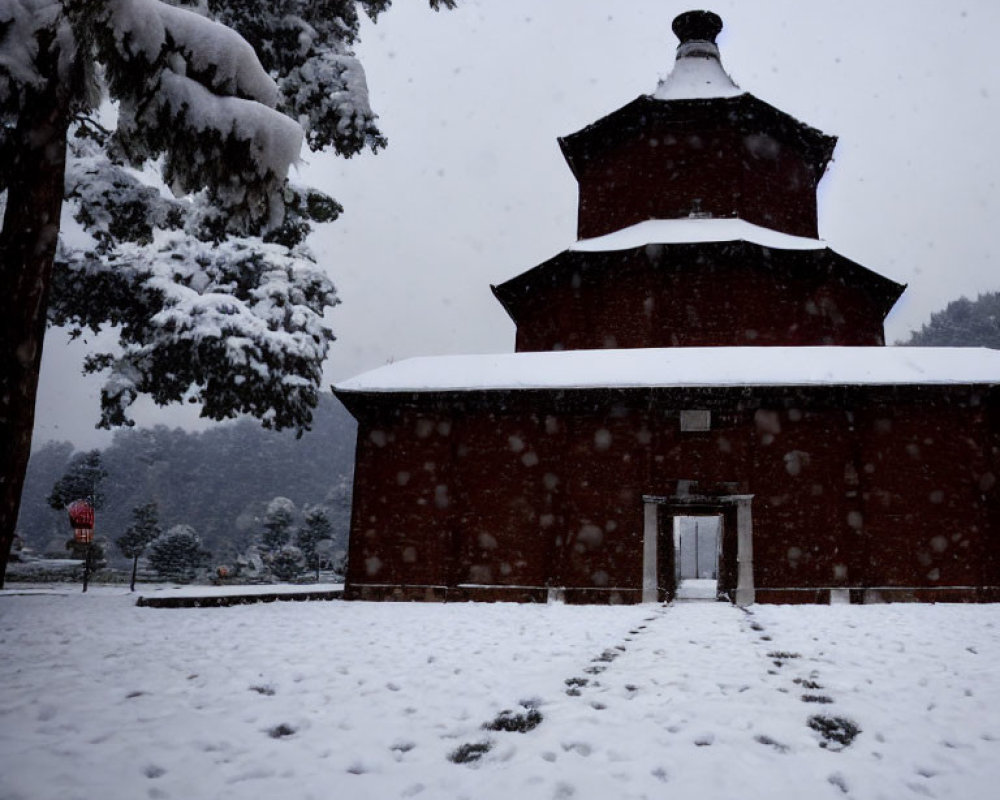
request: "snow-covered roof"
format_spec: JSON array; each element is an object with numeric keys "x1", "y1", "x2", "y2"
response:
[
  {"x1": 651, "y1": 40, "x2": 743, "y2": 101},
  {"x1": 570, "y1": 218, "x2": 825, "y2": 253},
  {"x1": 335, "y1": 347, "x2": 1000, "y2": 395}
]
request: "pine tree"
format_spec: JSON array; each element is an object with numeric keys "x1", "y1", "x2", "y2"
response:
[
  {"x1": 269, "y1": 544, "x2": 305, "y2": 582},
  {"x1": 297, "y1": 505, "x2": 333, "y2": 581},
  {"x1": 147, "y1": 523, "x2": 209, "y2": 582},
  {"x1": 47, "y1": 450, "x2": 107, "y2": 510},
  {"x1": 0, "y1": 0, "x2": 453, "y2": 586},
  {"x1": 116, "y1": 501, "x2": 162, "y2": 591},
  {"x1": 261, "y1": 496, "x2": 296, "y2": 552}
]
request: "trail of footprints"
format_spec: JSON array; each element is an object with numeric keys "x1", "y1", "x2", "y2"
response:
[
  {"x1": 744, "y1": 612, "x2": 864, "y2": 796},
  {"x1": 447, "y1": 606, "x2": 867, "y2": 770},
  {"x1": 744, "y1": 613, "x2": 862, "y2": 754},
  {"x1": 133, "y1": 608, "x2": 872, "y2": 790},
  {"x1": 746, "y1": 611, "x2": 861, "y2": 752},
  {"x1": 447, "y1": 610, "x2": 668, "y2": 764},
  {"x1": 215, "y1": 607, "x2": 864, "y2": 784}
]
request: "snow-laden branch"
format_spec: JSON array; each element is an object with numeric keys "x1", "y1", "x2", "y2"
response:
[
  {"x1": 157, "y1": 69, "x2": 302, "y2": 183},
  {"x1": 106, "y1": 0, "x2": 278, "y2": 105},
  {"x1": 54, "y1": 230, "x2": 337, "y2": 432}
]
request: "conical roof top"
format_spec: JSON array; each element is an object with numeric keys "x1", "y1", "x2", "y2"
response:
[{"x1": 653, "y1": 10, "x2": 742, "y2": 100}]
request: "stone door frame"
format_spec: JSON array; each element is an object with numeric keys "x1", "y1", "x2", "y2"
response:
[{"x1": 642, "y1": 493, "x2": 755, "y2": 606}]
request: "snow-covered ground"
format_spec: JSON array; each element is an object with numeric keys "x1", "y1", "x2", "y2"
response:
[{"x1": 1, "y1": 586, "x2": 998, "y2": 800}]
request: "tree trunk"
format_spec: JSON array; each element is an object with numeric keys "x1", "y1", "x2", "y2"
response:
[
  {"x1": 131, "y1": 555, "x2": 139, "y2": 592},
  {"x1": 0, "y1": 35, "x2": 73, "y2": 589},
  {"x1": 81, "y1": 543, "x2": 92, "y2": 593}
]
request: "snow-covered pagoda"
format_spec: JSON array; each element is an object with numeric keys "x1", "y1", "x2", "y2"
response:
[{"x1": 335, "y1": 11, "x2": 1000, "y2": 605}]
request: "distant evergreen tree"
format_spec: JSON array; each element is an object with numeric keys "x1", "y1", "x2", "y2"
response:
[
  {"x1": 148, "y1": 525, "x2": 210, "y2": 582},
  {"x1": 260, "y1": 497, "x2": 300, "y2": 580},
  {"x1": 269, "y1": 545, "x2": 306, "y2": 582},
  {"x1": 298, "y1": 506, "x2": 334, "y2": 581},
  {"x1": 116, "y1": 502, "x2": 162, "y2": 591},
  {"x1": 47, "y1": 450, "x2": 107, "y2": 510},
  {"x1": 261, "y1": 497, "x2": 297, "y2": 552},
  {"x1": 903, "y1": 291, "x2": 1000, "y2": 348}
]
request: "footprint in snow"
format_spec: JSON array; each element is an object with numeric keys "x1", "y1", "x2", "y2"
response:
[
  {"x1": 553, "y1": 781, "x2": 576, "y2": 799},
  {"x1": 828, "y1": 773, "x2": 849, "y2": 794},
  {"x1": 267, "y1": 723, "x2": 296, "y2": 739},
  {"x1": 561, "y1": 741, "x2": 592, "y2": 756},
  {"x1": 390, "y1": 740, "x2": 416, "y2": 759},
  {"x1": 755, "y1": 734, "x2": 789, "y2": 753}
]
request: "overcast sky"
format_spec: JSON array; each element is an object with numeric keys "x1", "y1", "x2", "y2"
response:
[{"x1": 32, "y1": 0, "x2": 1000, "y2": 450}]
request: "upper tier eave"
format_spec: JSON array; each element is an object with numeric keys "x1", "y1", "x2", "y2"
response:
[
  {"x1": 558, "y1": 93, "x2": 837, "y2": 184},
  {"x1": 491, "y1": 235, "x2": 906, "y2": 327}
]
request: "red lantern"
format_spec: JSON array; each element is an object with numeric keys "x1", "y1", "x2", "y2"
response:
[{"x1": 67, "y1": 499, "x2": 94, "y2": 543}]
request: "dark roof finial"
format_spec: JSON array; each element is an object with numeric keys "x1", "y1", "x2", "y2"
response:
[{"x1": 672, "y1": 10, "x2": 723, "y2": 45}]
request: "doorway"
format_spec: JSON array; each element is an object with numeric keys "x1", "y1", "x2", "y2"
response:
[
  {"x1": 642, "y1": 495, "x2": 751, "y2": 604},
  {"x1": 673, "y1": 515, "x2": 721, "y2": 600}
]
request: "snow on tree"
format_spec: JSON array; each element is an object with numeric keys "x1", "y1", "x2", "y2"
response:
[
  {"x1": 261, "y1": 495, "x2": 296, "y2": 552},
  {"x1": 268, "y1": 543, "x2": 305, "y2": 582},
  {"x1": 147, "y1": 523, "x2": 209, "y2": 581},
  {"x1": 297, "y1": 504, "x2": 333, "y2": 581},
  {"x1": 47, "y1": 449, "x2": 107, "y2": 510},
  {"x1": 116, "y1": 500, "x2": 162, "y2": 591},
  {"x1": 0, "y1": 0, "x2": 453, "y2": 585}
]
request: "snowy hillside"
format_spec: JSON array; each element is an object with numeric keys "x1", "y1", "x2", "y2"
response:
[{"x1": 1, "y1": 589, "x2": 998, "y2": 799}]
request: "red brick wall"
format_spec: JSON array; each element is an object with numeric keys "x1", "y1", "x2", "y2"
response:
[
  {"x1": 575, "y1": 125, "x2": 819, "y2": 240},
  {"x1": 854, "y1": 396, "x2": 997, "y2": 590},
  {"x1": 343, "y1": 386, "x2": 999, "y2": 603},
  {"x1": 346, "y1": 408, "x2": 457, "y2": 589}
]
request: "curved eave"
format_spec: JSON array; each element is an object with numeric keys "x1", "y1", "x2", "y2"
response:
[
  {"x1": 825, "y1": 249, "x2": 907, "y2": 320},
  {"x1": 493, "y1": 240, "x2": 905, "y2": 327},
  {"x1": 558, "y1": 94, "x2": 837, "y2": 183}
]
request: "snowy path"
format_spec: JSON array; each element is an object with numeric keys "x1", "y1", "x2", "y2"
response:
[{"x1": 1, "y1": 589, "x2": 998, "y2": 799}]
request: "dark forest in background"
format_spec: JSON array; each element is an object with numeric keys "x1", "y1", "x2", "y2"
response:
[
  {"x1": 900, "y1": 291, "x2": 1000, "y2": 348},
  {"x1": 16, "y1": 395, "x2": 355, "y2": 566}
]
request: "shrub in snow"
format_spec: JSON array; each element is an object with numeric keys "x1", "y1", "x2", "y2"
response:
[
  {"x1": 147, "y1": 525, "x2": 210, "y2": 582},
  {"x1": 266, "y1": 544, "x2": 305, "y2": 582}
]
